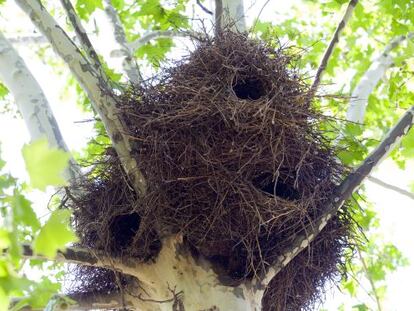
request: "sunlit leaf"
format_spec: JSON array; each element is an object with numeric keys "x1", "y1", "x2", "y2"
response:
[
  {"x1": 11, "y1": 193, "x2": 40, "y2": 230},
  {"x1": 33, "y1": 210, "x2": 77, "y2": 258},
  {"x1": 75, "y1": 0, "x2": 103, "y2": 20},
  {"x1": 0, "y1": 286, "x2": 9, "y2": 311},
  {"x1": 22, "y1": 139, "x2": 70, "y2": 191}
]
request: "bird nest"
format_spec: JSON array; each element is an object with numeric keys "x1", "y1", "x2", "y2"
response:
[{"x1": 67, "y1": 32, "x2": 355, "y2": 310}]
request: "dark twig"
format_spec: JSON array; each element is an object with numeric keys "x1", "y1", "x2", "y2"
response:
[
  {"x1": 357, "y1": 246, "x2": 383, "y2": 311},
  {"x1": 59, "y1": 0, "x2": 103, "y2": 72},
  {"x1": 196, "y1": 0, "x2": 213, "y2": 15},
  {"x1": 309, "y1": 0, "x2": 358, "y2": 97}
]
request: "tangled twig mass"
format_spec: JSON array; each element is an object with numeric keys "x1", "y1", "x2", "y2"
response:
[{"x1": 67, "y1": 32, "x2": 355, "y2": 310}]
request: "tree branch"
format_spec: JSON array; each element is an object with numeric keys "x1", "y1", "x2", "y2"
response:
[
  {"x1": 260, "y1": 104, "x2": 414, "y2": 286},
  {"x1": 126, "y1": 30, "x2": 196, "y2": 53},
  {"x1": 103, "y1": 0, "x2": 142, "y2": 84},
  {"x1": 15, "y1": 0, "x2": 147, "y2": 196},
  {"x1": 7, "y1": 35, "x2": 48, "y2": 45},
  {"x1": 18, "y1": 244, "x2": 138, "y2": 276},
  {"x1": 10, "y1": 292, "x2": 131, "y2": 310},
  {"x1": 215, "y1": 0, "x2": 223, "y2": 36},
  {"x1": 59, "y1": 0, "x2": 103, "y2": 72},
  {"x1": 0, "y1": 31, "x2": 80, "y2": 181},
  {"x1": 368, "y1": 175, "x2": 414, "y2": 200},
  {"x1": 310, "y1": 0, "x2": 358, "y2": 96},
  {"x1": 346, "y1": 33, "x2": 414, "y2": 123},
  {"x1": 214, "y1": 0, "x2": 246, "y2": 33}
]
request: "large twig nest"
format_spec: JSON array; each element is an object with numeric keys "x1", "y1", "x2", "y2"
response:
[{"x1": 67, "y1": 32, "x2": 355, "y2": 310}]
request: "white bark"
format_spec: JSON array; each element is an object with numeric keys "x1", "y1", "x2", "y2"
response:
[
  {"x1": 0, "y1": 31, "x2": 79, "y2": 181},
  {"x1": 20, "y1": 244, "x2": 138, "y2": 276},
  {"x1": 103, "y1": 0, "x2": 142, "y2": 84},
  {"x1": 346, "y1": 33, "x2": 414, "y2": 123},
  {"x1": 215, "y1": 0, "x2": 246, "y2": 32},
  {"x1": 20, "y1": 236, "x2": 265, "y2": 310},
  {"x1": 127, "y1": 235, "x2": 264, "y2": 311},
  {"x1": 15, "y1": 0, "x2": 147, "y2": 196},
  {"x1": 8, "y1": 35, "x2": 48, "y2": 45}
]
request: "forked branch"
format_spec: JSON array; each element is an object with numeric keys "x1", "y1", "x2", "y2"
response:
[
  {"x1": 15, "y1": 0, "x2": 147, "y2": 196},
  {"x1": 261, "y1": 104, "x2": 414, "y2": 286},
  {"x1": 103, "y1": 0, "x2": 142, "y2": 84}
]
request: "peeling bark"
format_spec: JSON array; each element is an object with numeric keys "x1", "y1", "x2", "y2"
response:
[
  {"x1": 0, "y1": 31, "x2": 79, "y2": 181},
  {"x1": 15, "y1": 0, "x2": 147, "y2": 196},
  {"x1": 126, "y1": 236, "x2": 264, "y2": 311}
]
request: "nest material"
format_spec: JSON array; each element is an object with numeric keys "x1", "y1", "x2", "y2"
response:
[{"x1": 68, "y1": 32, "x2": 354, "y2": 310}]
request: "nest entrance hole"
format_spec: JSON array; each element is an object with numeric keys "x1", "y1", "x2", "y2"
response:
[
  {"x1": 254, "y1": 173, "x2": 300, "y2": 200},
  {"x1": 109, "y1": 212, "x2": 140, "y2": 249},
  {"x1": 232, "y1": 76, "x2": 267, "y2": 100}
]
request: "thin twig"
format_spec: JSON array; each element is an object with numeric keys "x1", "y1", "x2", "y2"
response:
[
  {"x1": 309, "y1": 0, "x2": 359, "y2": 96},
  {"x1": 368, "y1": 175, "x2": 414, "y2": 201},
  {"x1": 357, "y1": 246, "x2": 383, "y2": 311},
  {"x1": 196, "y1": 0, "x2": 213, "y2": 15}
]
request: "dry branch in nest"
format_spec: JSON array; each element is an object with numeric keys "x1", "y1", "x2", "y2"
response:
[{"x1": 67, "y1": 32, "x2": 356, "y2": 310}]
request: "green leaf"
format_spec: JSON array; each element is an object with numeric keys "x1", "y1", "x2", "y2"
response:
[
  {"x1": 352, "y1": 304, "x2": 369, "y2": 311},
  {"x1": 0, "y1": 230, "x2": 9, "y2": 250},
  {"x1": 22, "y1": 138, "x2": 70, "y2": 191},
  {"x1": 75, "y1": 0, "x2": 103, "y2": 20},
  {"x1": 11, "y1": 192, "x2": 40, "y2": 230},
  {"x1": 0, "y1": 83, "x2": 7, "y2": 99},
  {"x1": 33, "y1": 210, "x2": 77, "y2": 258},
  {"x1": 0, "y1": 286, "x2": 9, "y2": 311},
  {"x1": 26, "y1": 278, "x2": 61, "y2": 309}
]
